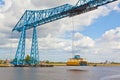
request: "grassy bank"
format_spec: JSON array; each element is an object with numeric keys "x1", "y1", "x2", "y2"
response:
[
  {"x1": 88, "y1": 63, "x2": 120, "y2": 67},
  {"x1": 0, "y1": 61, "x2": 120, "y2": 67},
  {"x1": 41, "y1": 62, "x2": 66, "y2": 66},
  {"x1": 0, "y1": 64, "x2": 12, "y2": 67},
  {"x1": 45, "y1": 62, "x2": 120, "y2": 66}
]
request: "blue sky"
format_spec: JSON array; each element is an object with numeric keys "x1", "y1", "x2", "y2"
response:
[
  {"x1": 0, "y1": 0, "x2": 120, "y2": 62},
  {"x1": 81, "y1": 10, "x2": 120, "y2": 39},
  {"x1": 0, "y1": 0, "x2": 4, "y2": 5}
]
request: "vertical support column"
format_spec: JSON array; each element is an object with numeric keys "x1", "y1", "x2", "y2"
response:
[
  {"x1": 30, "y1": 27, "x2": 39, "y2": 65},
  {"x1": 14, "y1": 27, "x2": 26, "y2": 66}
]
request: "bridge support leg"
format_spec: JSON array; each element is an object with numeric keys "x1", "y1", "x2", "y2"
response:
[
  {"x1": 30, "y1": 27, "x2": 39, "y2": 65},
  {"x1": 14, "y1": 27, "x2": 26, "y2": 66}
]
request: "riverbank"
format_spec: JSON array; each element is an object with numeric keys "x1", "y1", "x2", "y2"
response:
[
  {"x1": 88, "y1": 63, "x2": 120, "y2": 67},
  {"x1": 44, "y1": 62, "x2": 120, "y2": 67},
  {"x1": 0, "y1": 64, "x2": 13, "y2": 67},
  {"x1": 45, "y1": 62, "x2": 120, "y2": 67},
  {"x1": 0, "y1": 62, "x2": 120, "y2": 67}
]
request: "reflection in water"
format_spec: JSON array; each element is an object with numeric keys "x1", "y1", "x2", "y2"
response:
[
  {"x1": 100, "y1": 74, "x2": 120, "y2": 80},
  {"x1": 13, "y1": 67, "x2": 41, "y2": 80},
  {"x1": 0, "y1": 67, "x2": 120, "y2": 80},
  {"x1": 68, "y1": 69, "x2": 88, "y2": 71}
]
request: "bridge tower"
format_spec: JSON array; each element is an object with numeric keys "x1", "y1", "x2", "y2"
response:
[
  {"x1": 13, "y1": 26, "x2": 39, "y2": 66},
  {"x1": 30, "y1": 27, "x2": 39, "y2": 65},
  {"x1": 14, "y1": 27, "x2": 26, "y2": 65}
]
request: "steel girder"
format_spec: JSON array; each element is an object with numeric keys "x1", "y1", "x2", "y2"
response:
[
  {"x1": 76, "y1": 0, "x2": 117, "y2": 6},
  {"x1": 12, "y1": 4, "x2": 73, "y2": 32},
  {"x1": 12, "y1": 0, "x2": 117, "y2": 32},
  {"x1": 30, "y1": 27, "x2": 39, "y2": 65},
  {"x1": 69, "y1": 0, "x2": 117, "y2": 16},
  {"x1": 13, "y1": 27, "x2": 26, "y2": 65}
]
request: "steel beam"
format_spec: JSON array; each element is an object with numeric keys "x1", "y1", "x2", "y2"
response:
[
  {"x1": 13, "y1": 27, "x2": 26, "y2": 65},
  {"x1": 12, "y1": 0, "x2": 117, "y2": 32},
  {"x1": 30, "y1": 27, "x2": 39, "y2": 65}
]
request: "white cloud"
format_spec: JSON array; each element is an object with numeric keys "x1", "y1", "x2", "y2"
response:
[
  {"x1": 0, "y1": 0, "x2": 12, "y2": 12},
  {"x1": 0, "y1": 39, "x2": 18, "y2": 48},
  {"x1": 74, "y1": 32, "x2": 95, "y2": 48},
  {"x1": 107, "y1": 0, "x2": 120, "y2": 12},
  {"x1": 38, "y1": 32, "x2": 95, "y2": 54},
  {"x1": 96, "y1": 27, "x2": 120, "y2": 50},
  {"x1": 38, "y1": 34, "x2": 71, "y2": 50}
]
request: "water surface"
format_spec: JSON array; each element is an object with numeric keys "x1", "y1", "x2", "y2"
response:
[{"x1": 0, "y1": 66, "x2": 120, "y2": 80}]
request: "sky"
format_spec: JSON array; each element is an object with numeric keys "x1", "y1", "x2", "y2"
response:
[{"x1": 0, "y1": 0, "x2": 120, "y2": 62}]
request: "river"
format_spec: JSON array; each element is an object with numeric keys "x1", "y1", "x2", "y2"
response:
[{"x1": 0, "y1": 66, "x2": 120, "y2": 80}]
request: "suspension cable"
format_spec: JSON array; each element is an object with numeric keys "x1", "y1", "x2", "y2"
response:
[{"x1": 71, "y1": 17, "x2": 75, "y2": 58}]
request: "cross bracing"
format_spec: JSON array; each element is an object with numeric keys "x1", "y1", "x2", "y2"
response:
[{"x1": 12, "y1": 0, "x2": 117, "y2": 32}]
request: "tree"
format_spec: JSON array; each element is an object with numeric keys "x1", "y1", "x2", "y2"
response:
[
  {"x1": 46, "y1": 60, "x2": 49, "y2": 64},
  {"x1": 0, "y1": 60, "x2": 2, "y2": 64},
  {"x1": 25, "y1": 55, "x2": 31, "y2": 64},
  {"x1": 4, "y1": 59, "x2": 8, "y2": 64}
]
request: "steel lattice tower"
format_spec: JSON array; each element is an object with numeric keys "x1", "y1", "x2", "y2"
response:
[
  {"x1": 30, "y1": 27, "x2": 39, "y2": 65},
  {"x1": 12, "y1": 0, "x2": 117, "y2": 66},
  {"x1": 13, "y1": 27, "x2": 26, "y2": 65}
]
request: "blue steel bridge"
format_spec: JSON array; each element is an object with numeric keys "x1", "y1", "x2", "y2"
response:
[{"x1": 12, "y1": 0, "x2": 117, "y2": 66}]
